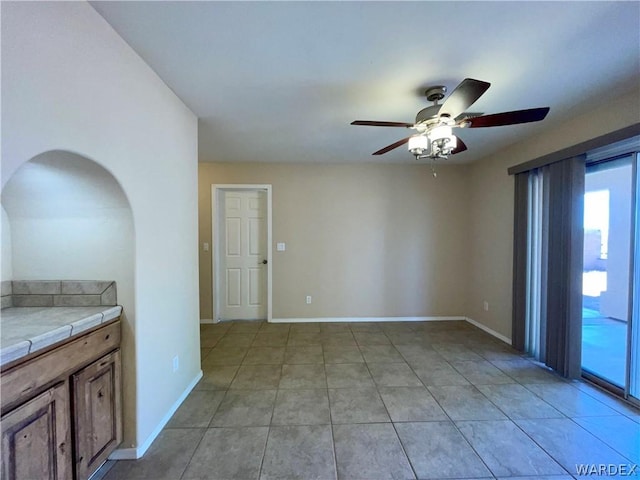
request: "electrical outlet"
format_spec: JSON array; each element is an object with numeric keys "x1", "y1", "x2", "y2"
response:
[
  {"x1": 172, "y1": 355, "x2": 179, "y2": 372},
  {"x1": 483, "y1": 301, "x2": 489, "y2": 312},
  {"x1": 305, "y1": 295, "x2": 312, "y2": 304}
]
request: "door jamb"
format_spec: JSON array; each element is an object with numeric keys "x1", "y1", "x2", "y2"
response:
[{"x1": 211, "y1": 184, "x2": 273, "y2": 323}]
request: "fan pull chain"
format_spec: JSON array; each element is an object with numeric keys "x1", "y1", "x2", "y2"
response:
[{"x1": 430, "y1": 158, "x2": 437, "y2": 178}]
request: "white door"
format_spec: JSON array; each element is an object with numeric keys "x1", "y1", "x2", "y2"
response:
[{"x1": 219, "y1": 190, "x2": 267, "y2": 320}]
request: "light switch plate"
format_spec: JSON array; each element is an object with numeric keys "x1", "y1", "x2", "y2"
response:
[{"x1": 276, "y1": 242, "x2": 286, "y2": 252}]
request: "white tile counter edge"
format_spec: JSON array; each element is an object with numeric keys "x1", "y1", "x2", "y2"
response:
[{"x1": 0, "y1": 305, "x2": 123, "y2": 367}]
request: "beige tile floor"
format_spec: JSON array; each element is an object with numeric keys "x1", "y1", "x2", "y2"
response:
[{"x1": 97, "y1": 320, "x2": 639, "y2": 480}]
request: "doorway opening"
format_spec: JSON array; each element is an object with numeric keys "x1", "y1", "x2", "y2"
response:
[{"x1": 211, "y1": 185, "x2": 272, "y2": 323}]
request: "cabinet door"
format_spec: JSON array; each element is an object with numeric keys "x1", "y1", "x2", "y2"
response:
[
  {"x1": 1, "y1": 382, "x2": 72, "y2": 480},
  {"x1": 73, "y1": 349, "x2": 122, "y2": 480}
]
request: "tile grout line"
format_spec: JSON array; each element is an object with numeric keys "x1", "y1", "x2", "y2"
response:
[
  {"x1": 256, "y1": 423, "x2": 271, "y2": 480},
  {"x1": 256, "y1": 363, "x2": 283, "y2": 480},
  {"x1": 176, "y1": 426, "x2": 208, "y2": 480},
  {"x1": 358, "y1": 340, "x2": 419, "y2": 479},
  {"x1": 324, "y1": 356, "x2": 340, "y2": 480}
]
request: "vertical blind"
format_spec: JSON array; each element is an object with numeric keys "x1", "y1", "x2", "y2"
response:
[{"x1": 512, "y1": 155, "x2": 585, "y2": 378}]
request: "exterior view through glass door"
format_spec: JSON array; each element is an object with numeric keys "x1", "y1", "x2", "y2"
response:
[{"x1": 582, "y1": 151, "x2": 636, "y2": 402}]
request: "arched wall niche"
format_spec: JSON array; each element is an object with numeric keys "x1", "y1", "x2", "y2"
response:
[{"x1": 1, "y1": 149, "x2": 137, "y2": 445}]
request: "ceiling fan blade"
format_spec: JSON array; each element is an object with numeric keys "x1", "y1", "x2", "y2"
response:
[
  {"x1": 372, "y1": 136, "x2": 411, "y2": 155},
  {"x1": 451, "y1": 136, "x2": 468, "y2": 155},
  {"x1": 439, "y1": 78, "x2": 491, "y2": 119},
  {"x1": 467, "y1": 107, "x2": 550, "y2": 128},
  {"x1": 351, "y1": 120, "x2": 414, "y2": 127}
]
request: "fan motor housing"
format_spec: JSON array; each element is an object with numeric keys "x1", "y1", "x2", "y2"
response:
[
  {"x1": 425, "y1": 85, "x2": 447, "y2": 102},
  {"x1": 415, "y1": 105, "x2": 441, "y2": 125}
]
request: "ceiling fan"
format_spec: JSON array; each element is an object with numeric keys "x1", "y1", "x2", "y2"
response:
[{"x1": 351, "y1": 78, "x2": 550, "y2": 160}]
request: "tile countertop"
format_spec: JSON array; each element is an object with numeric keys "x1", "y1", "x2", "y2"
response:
[{"x1": 0, "y1": 305, "x2": 122, "y2": 367}]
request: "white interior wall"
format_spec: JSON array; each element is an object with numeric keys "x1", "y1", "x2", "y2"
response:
[
  {"x1": 3, "y1": 152, "x2": 134, "y2": 285},
  {"x1": 198, "y1": 162, "x2": 471, "y2": 321},
  {"x1": 1, "y1": 1, "x2": 199, "y2": 455}
]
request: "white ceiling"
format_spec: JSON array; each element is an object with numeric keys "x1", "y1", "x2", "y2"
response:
[{"x1": 91, "y1": 1, "x2": 640, "y2": 164}]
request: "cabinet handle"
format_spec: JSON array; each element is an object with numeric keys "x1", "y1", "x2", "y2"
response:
[
  {"x1": 97, "y1": 390, "x2": 104, "y2": 398},
  {"x1": 59, "y1": 442, "x2": 66, "y2": 454}
]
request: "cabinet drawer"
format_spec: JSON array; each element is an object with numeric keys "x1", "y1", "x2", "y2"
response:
[{"x1": 1, "y1": 320, "x2": 120, "y2": 412}]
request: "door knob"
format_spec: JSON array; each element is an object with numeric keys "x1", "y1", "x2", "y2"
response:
[{"x1": 262, "y1": 259, "x2": 268, "y2": 264}]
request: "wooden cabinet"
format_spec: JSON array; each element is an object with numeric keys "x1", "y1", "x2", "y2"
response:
[
  {"x1": 73, "y1": 350, "x2": 122, "y2": 480},
  {"x1": 1, "y1": 319, "x2": 121, "y2": 480},
  {"x1": 1, "y1": 382, "x2": 72, "y2": 480}
]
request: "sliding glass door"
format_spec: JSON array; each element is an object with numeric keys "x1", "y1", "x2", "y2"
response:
[
  {"x1": 514, "y1": 133, "x2": 639, "y2": 403},
  {"x1": 581, "y1": 143, "x2": 640, "y2": 406},
  {"x1": 581, "y1": 156, "x2": 633, "y2": 389}
]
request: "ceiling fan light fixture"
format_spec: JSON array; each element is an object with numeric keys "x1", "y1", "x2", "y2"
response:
[
  {"x1": 446, "y1": 133, "x2": 457, "y2": 150},
  {"x1": 408, "y1": 135, "x2": 429, "y2": 156},
  {"x1": 428, "y1": 125, "x2": 453, "y2": 143},
  {"x1": 428, "y1": 125, "x2": 456, "y2": 156}
]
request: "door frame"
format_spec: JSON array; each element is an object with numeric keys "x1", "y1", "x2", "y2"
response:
[
  {"x1": 630, "y1": 151, "x2": 640, "y2": 406},
  {"x1": 211, "y1": 184, "x2": 273, "y2": 323}
]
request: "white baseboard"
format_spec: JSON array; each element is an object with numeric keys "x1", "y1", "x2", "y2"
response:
[
  {"x1": 109, "y1": 369, "x2": 203, "y2": 460},
  {"x1": 465, "y1": 317, "x2": 512, "y2": 344},
  {"x1": 270, "y1": 316, "x2": 466, "y2": 323},
  {"x1": 270, "y1": 316, "x2": 511, "y2": 345},
  {"x1": 207, "y1": 315, "x2": 509, "y2": 345}
]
